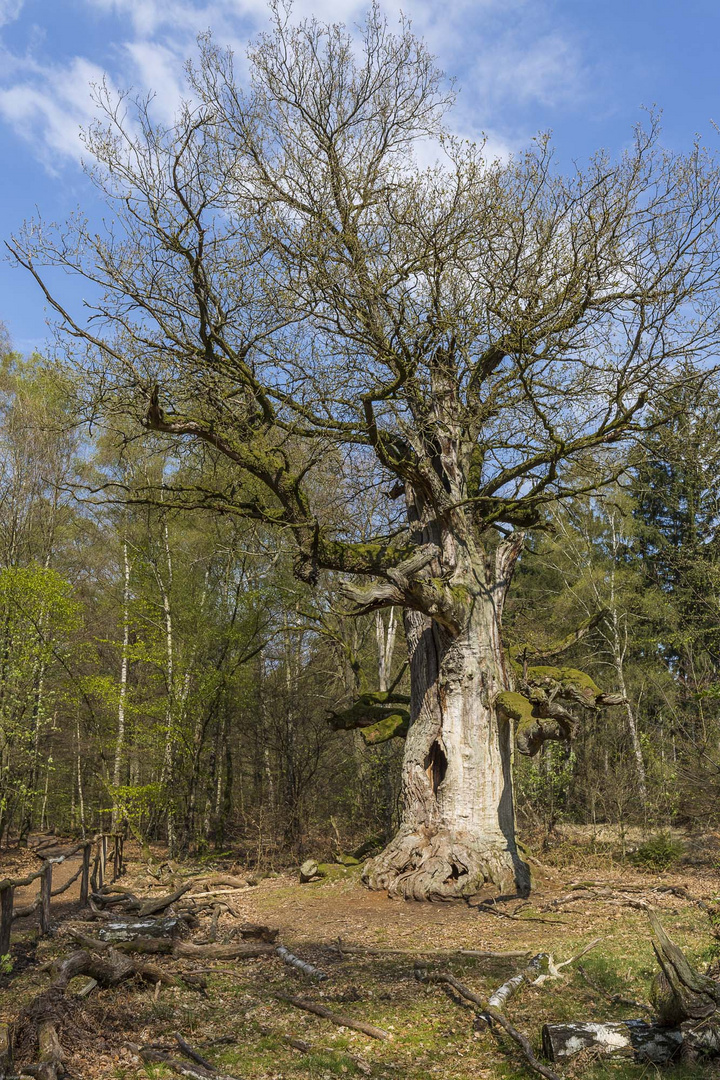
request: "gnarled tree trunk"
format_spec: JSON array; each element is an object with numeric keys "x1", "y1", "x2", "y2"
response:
[{"x1": 364, "y1": 543, "x2": 529, "y2": 900}]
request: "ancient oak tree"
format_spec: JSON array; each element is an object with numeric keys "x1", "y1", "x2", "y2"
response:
[{"x1": 11, "y1": 8, "x2": 720, "y2": 898}]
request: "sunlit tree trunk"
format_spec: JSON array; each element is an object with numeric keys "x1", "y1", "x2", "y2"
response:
[
  {"x1": 76, "y1": 713, "x2": 86, "y2": 838},
  {"x1": 375, "y1": 608, "x2": 397, "y2": 693},
  {"x1": 607, "y1": 518, "x2": 647, "y2": 807},
  {"x1": 365, "y1": 542, "x2": 529, "y2": 899},
  {"x1": 111, "y1": 539, "x2": 131, "y2": 831}
]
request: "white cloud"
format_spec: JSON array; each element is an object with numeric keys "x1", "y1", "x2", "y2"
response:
[
  {"x1": 124, "y1": 40, "x2": 188, "y2": 123},
  {"x1": 0, "y1": 0, "x2": 586, "y2": 171},
  {"x1": 0, "y1": 56, "x2": 114, "y2": 168},
  {"x1": 470, "y1": 32, "x2": 584, "y2": 110},
  {"x1": 0, "y1": 0, "x2": 23, "y2": 28}
]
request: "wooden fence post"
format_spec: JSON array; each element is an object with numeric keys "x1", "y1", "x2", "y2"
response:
[
  {"x1": 39, "y1": 865, "x2": 52, "y2": 935},
  {"x1": 80, "y1": 843, "x2": 91, "y2": 906},
  {"x1": 0, "y1": 886, "x2": 13, "y2": 957},
  {"x1": 112, "y1": 835, "x2": 119, "y2": 881}
]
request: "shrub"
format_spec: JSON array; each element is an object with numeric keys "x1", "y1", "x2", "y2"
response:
[{"x1": 630, "y1": 832, "x2": 685, "y2": 870}]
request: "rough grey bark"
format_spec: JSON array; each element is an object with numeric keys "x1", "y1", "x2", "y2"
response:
[{"x1": 364, "y1": 538, "x2": 529, "y2": 899}]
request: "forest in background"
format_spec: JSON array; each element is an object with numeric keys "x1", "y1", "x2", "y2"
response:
[{"x1": 1, "y1": 324, "x2": 719, "y2": 862}]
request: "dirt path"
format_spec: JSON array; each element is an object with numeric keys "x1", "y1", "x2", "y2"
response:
[{"x1": 0, "y1": 836, "x2": 85, "y2": 928}]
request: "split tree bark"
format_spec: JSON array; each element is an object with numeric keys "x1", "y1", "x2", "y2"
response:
[{"x1": 363, "y1": 538, "x2": 530, "y2": 899}]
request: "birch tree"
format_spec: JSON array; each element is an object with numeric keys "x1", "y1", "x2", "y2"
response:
[{"x1": 12, "y1": 8, "x2": 720, "y2": 897}]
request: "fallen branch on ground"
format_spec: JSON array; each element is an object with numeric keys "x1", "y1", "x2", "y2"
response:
[
  {"x1": 71, "y1": 929, "x2": 274, "y2": 962},
  {"x1": 276, "y1": 945, "x2": 328, "y2": 980},
  {"x1": 174, "y1": 1033, "x2": 217, "y2": 1071},
  {"x1": 174, "y1": 941, "x2": 276, "y2": 960},
  {"x1": 543, "y1": 912, "x2": 720, "y2": 1062},
  {"x1": 473, "y1": 902, "x2": 568, "y2": 925},
  {"x1": 418, "y1": 970, "x2": 561, "y2": 1080},
  {"x1": 327, "y1": 940, "x2": 531, "y2": 959},
  {"x1": 140, "y1": 1046, "x2": 240, "y2": 1080},
  {"x1": 275, "y1": 992, "x2": 391, "y2": 1040},
  {"x1": 488, "y1": 954, "x2": 547, "y2": 1010}
]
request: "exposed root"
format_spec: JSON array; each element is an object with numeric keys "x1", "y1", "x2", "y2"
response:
[{"x1": 362, "y1": 826, "x2": 530, "y2": 900}]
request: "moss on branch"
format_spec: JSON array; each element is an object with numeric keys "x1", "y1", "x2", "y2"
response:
[
  {"x1": 497, "y1": 665, "x2": 623, "y2": 757},
  {"x1": 525, "y1": 665, "x2": 602, "y2": 706},
  {"x1": 360, "y1": 711, "x2": 410, "y2": 745},
  {"x1": 328, "y1": 690, "x2": 411, "y2": 733}
]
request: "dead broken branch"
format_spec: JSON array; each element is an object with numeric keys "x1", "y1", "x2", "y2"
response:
[
  {"x1": 274, "y1": 993, "x2": 391, "y2": 1041},
  {"x1": 276, "y1": 945, "x2": 328, "y2": 980},
  {"x1": 418, "y1": 969, "x2": 561, "y2": 1080}
]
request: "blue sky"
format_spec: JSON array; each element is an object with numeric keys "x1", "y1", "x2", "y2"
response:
[{"x1": 0, "y1": 0, "x2": 718, "y2": 354}]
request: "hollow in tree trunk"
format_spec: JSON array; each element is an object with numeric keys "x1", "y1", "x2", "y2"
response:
[{"x1": 363, "y1": 543, "x2": 529, "y2": 901}]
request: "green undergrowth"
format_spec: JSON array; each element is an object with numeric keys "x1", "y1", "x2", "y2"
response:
[{"x1": 629, "y1": 833, "x2": 686, "y2": 871}]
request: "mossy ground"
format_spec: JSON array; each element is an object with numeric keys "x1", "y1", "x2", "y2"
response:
[{"x1": 1, "y1": 842, "x2": 719, "y2": 1080}]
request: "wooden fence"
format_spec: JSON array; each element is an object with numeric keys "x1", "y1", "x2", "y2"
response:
[{"x1": 0, "y1": 833, "x2": 124, "y2": 957}]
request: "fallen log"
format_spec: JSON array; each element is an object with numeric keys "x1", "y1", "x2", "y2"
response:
[
  {"x1": 71, "y1": 930, "x2": 273, "y2": 962},
  {"x1": 543, "y1": 914, "x2": 720, "y2": 1063},
  {"x1": 71, "y1": 930, "x2": 173, "y2": 956},
  {"x1": 130, "y1": 875, "x2": 247, "y2": 917},
  {"x1": 649, "y1": 908, "x2": 720, "y2": 1026},
  {"x1": 276, "y1": 945, "x2": 328, "y2": 980},
  {"x1": 190, "y1": 874, "x2": 247, "y2": 889},
  {"x1": 541, "y1": 1019, "x2": 720, "y2": 1062},
  {"x1": 488, "y1": 954, "x2": 547, "y2": 1009},
  {"x1": 173, "y1": 941, "x2": 276, "y2": 960},
  {"x1": 15, "y1": 946, "x2": 190, "y2": 1079},
  {"x1": 459, "y1": 949, "x2": 533, "y2": 960},
  {"x1": 327, "y1": 941, "x2": 531, "y2": 959},
  {"x1": 139, "y1": 881, "x2": 195, "y2": 917},
  {"x1": 275, "y1": 992, "x2": 391, "y2": 1041},
  {"x1": 22, "y1": 1019, "x2": 66, "y2": 1080},
  {"x1": 97, "y1": 916, "x2": 185, "y2": 941},
  {"x1": 236, "y1": 923, "x2": 278, "y2": 943}
]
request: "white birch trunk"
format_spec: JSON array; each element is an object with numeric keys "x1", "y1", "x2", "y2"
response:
[
  {"x1": 608, "y1": 520, "x2": 647, "y2": 805},
  {"x1": 375, "y1": 608, "x2": 397, "y2": 693},
  {"x1": 76, "y1": 713, "x2": 86, "y2": 837},
  {"x1": 155, "y1": 519, "x2": 176, "y2": 852},
  {"x1": 111, "y1": 539, "x2": 131, "y2": 830}
]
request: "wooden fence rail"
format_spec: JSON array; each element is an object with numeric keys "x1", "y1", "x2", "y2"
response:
[{"x1": 0, "y1": 833, "x2": 124, "y2": 957}]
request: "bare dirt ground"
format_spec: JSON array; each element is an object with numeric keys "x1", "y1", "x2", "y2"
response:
[{"x1": 0, "y1": 837, "x2": 718, "y2": 1080}]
